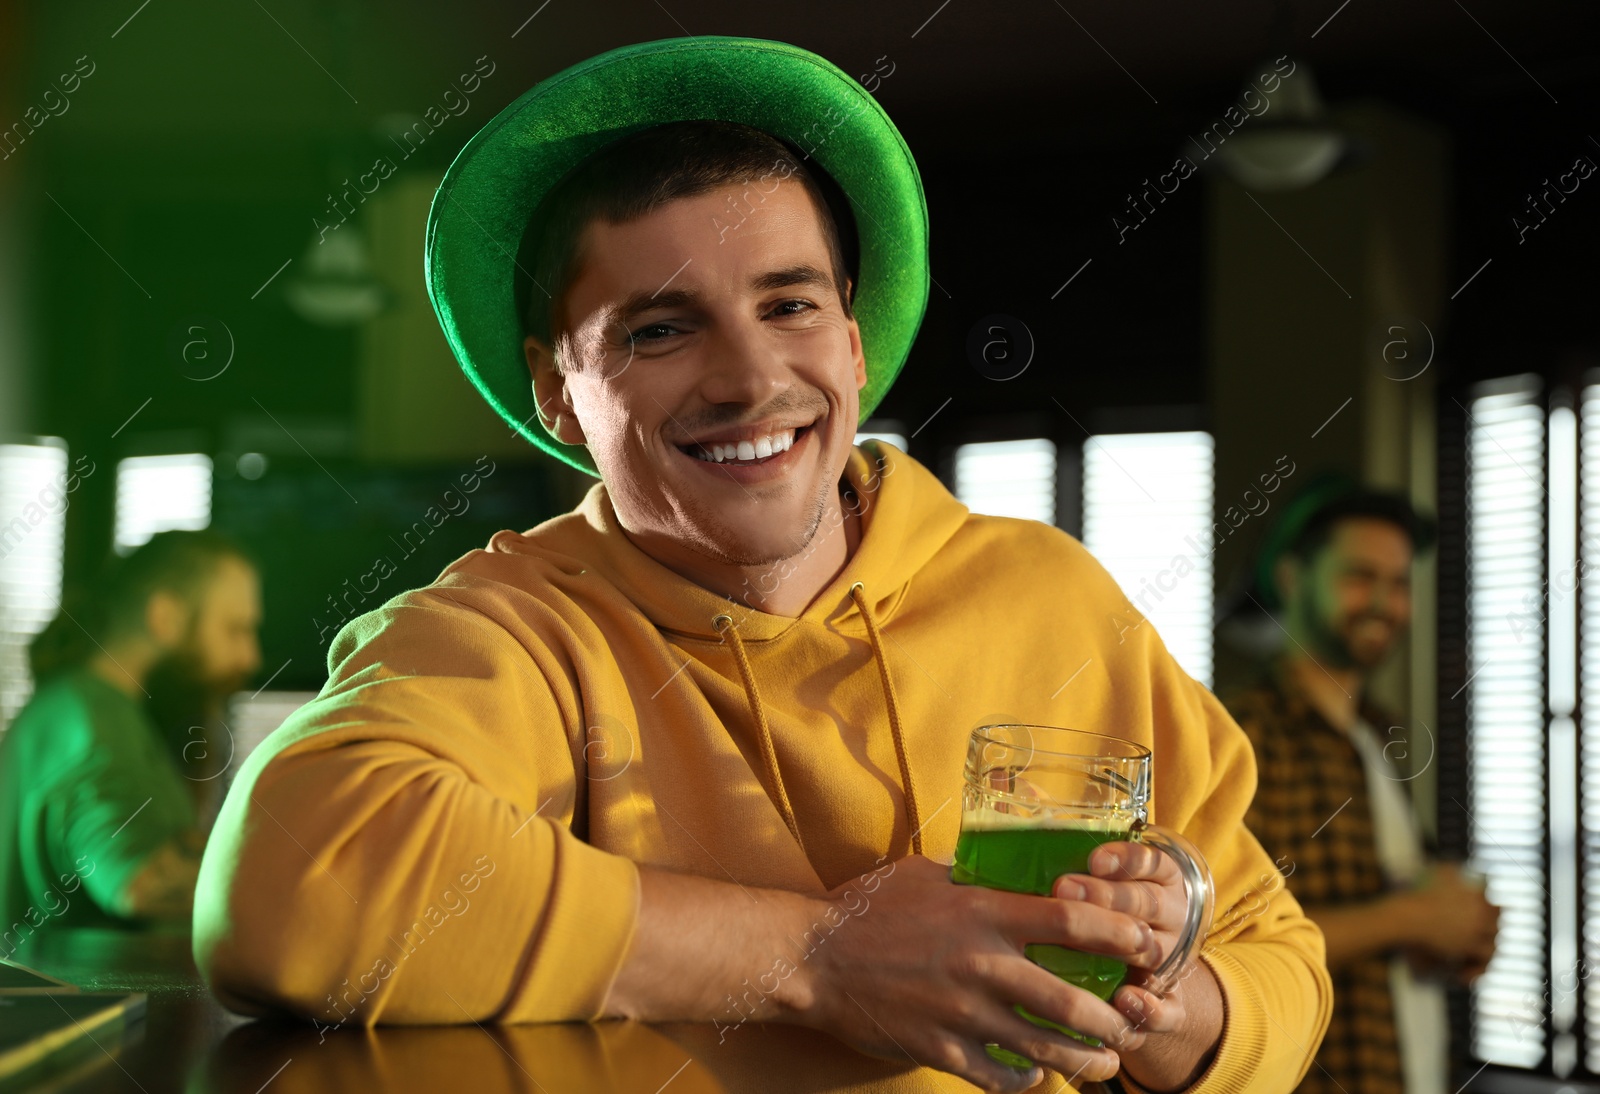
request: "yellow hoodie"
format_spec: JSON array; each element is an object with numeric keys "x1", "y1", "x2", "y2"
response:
[{"x1": 194, "y1": 441, "x2": 1330, "y2": 1092}]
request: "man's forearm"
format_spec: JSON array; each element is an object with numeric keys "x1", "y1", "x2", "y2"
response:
[
  {"x1": 601, "y1": 863, "x2": 822, "y2": 1024},
  {"x1": 1301, "y1": 895, "x2": 1418, "y2": 969}
]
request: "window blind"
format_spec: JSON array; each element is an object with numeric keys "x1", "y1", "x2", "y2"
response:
[
  {"x1": 1465, "y1": 375, "x2": 1547, "y2": 1068},
  {"x1": 1081, "y1": 431, "x2": 1215, "y2": 688},
  {"x1": 0, "y1": 440, "x2": 69, "y2": 728},
  {"x1": 952, "y1": 438, "x2": 1057, "y2": 525},
  {"x1": 1577, "y1": 383, "x2": 1600, "y2": 1072},
  {"x1": 113, "y1": 453, "x2": 213, "y2": 554}
]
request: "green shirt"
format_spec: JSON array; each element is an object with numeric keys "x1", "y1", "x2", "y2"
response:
[{"x1": 0, "y1": 664, "x2": 197, "y2": 945}]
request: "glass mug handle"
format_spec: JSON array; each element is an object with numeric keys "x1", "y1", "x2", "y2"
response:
[{"x1": 1128, "y1": 820, "x2": 1217, "y2": 994}]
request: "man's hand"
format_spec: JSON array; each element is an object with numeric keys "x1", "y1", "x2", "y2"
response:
[
  {"x1": 1394, "y1": 863, "x2": 1499, "y2": 980},
  {"x1": 795, "y1": 855, "x2": 1199, "y2": 1093},
  {"x1": 604, "y1": 851, "x2": 1221, "y2": 1093},
  {"x1": 111, "y1": 837, "x2": 202, "y2": 921},
  {"x1": 1053, "y1": 841, "x2": 1224, "y2": 1092},
  {"x1": 1304, "y1": 860, "x2": 1500, "y2": 975}
]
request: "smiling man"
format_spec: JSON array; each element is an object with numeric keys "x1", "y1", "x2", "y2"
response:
[
  {"x1": 194, "y1": 36, "x2": 1330, "y2": 1093},
  {"x1": 1225, "y1": 481, "x2": 1496, "y2": 1094},
  {"x1": 525, "y1": 124, "x2": 871, "y2": 618}
]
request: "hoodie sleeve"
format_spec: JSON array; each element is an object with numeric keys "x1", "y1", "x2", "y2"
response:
[
  {"x1": 192, "y1": 591, "x2": 642, "y2": 1027},
  {"x1": 1120, "y1": 644, "x2": 1333, "y2": 1094}
]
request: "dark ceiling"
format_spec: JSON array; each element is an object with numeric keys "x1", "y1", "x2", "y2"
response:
[
  {"x1": 13, "y1": 0, "x2": 1597, "y2": 439},
  {"x1": 19, "y1": 0, "x2": 1600, "y2": 154}
]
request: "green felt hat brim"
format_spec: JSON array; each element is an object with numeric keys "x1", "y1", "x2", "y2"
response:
[{"x1": 424, "y1": 36, "x2": 931, "y2": 477}]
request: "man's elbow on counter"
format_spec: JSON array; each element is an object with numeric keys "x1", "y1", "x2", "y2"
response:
[
  {"x1": 193, "y1": 897, "x2": 318, "y2": 1022},
  {"x1": 191, "y1": 850, "x2": 358, "y2": 1025}
]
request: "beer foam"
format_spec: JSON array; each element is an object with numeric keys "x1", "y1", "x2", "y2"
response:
[{"x1": 958, "y1": 810, "x2": 1131, "y2": 834}]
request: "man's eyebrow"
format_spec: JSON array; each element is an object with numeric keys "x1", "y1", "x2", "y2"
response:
[
  {"x1": 749, "y1": 263, "x2": 834, "y2": 294},
  {"x1": 611, "y1": 264, "x2": 835, "y2": 324}
]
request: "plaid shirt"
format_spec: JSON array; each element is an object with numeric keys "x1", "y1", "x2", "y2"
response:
[{"x1": 1223, "y1": 667, "x2": 1407, "y2": 1094}]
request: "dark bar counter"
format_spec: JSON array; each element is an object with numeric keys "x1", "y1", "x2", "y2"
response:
[
  {"x1": 7, "y1": 927, "x2": 1001, "y2": 1093},
  {"x1": 10, "y1": 930, "x2": 1587, "y2": 1093}
]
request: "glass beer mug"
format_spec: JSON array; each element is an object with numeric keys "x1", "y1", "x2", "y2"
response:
[{"x1": 950, "y1": 724, "x2": 1216, "y2": 1068}]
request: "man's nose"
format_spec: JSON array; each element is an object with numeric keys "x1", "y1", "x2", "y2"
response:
[
  {"x1": 696, "y1": 319, "x2": 790, "y2": 405},
  {"x1": 1370, "y1": 580, "x2": 1407, "y2": 618}
]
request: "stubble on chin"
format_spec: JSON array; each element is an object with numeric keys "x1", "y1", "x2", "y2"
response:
[
  {"x1": 1345, "y1": 637, "x2": 1396, "y2": 671},
  {"x1": 690, "y1": 482, "x2": 832, "y2": 569},
  {"x1": 1323, "y1": 618, "x2": 1399, "y2": 671}
]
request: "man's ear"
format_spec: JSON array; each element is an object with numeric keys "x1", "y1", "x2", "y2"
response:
[
  {"x1": 524, "y1": 334, "x2": 588, "y2": 446},
  {"x1": 847, "y1": 289, "x2": 867, "y2": 390},
  {"x1": 144, "y1": 589, "x2": 189, "y2": 649}
]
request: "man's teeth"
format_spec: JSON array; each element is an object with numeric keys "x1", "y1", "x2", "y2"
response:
[{"x1": 692, "y1": 430, "x2": 796, "y2": 463}]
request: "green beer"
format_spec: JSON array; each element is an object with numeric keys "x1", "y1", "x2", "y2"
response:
[{"x1": 951, "y1": 814, "x2": 1129, "y2": 1061}]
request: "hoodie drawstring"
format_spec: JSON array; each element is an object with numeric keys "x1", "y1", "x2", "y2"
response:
[
  {"x1": 712, "y1": 581, "x2": 925, "y2": 866},
  {"x1": 848, "y1": 582, "x2": 925, "y2": 856},
  {"x1": 714, "y1": 611, "x2": 808, "y2": 859}
]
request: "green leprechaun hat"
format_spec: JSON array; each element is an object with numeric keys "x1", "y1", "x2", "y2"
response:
[{"x1": 424, "y1": 36, "x2": 931, "y2": 476}]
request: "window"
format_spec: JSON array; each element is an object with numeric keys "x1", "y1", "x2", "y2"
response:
[
  {"x1": 1579, "y1": 382, "x2": 1600, "y2": 1074},
  {"x1": 953, "y1": 438, "x2": 1057, "y2": 524},
  {"x1": 114, "y1": 453, "x2": 212, "y2": 553},
  {"x1": 1081, "y1": 431, "x2": 1215, "y2": 687},
  {"x1": 0, "y1": 440, "x2": 69, "y2": 727},
  {"x1": 1462, "y1": 375, "x2": 1550, "y2": 1069}
]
